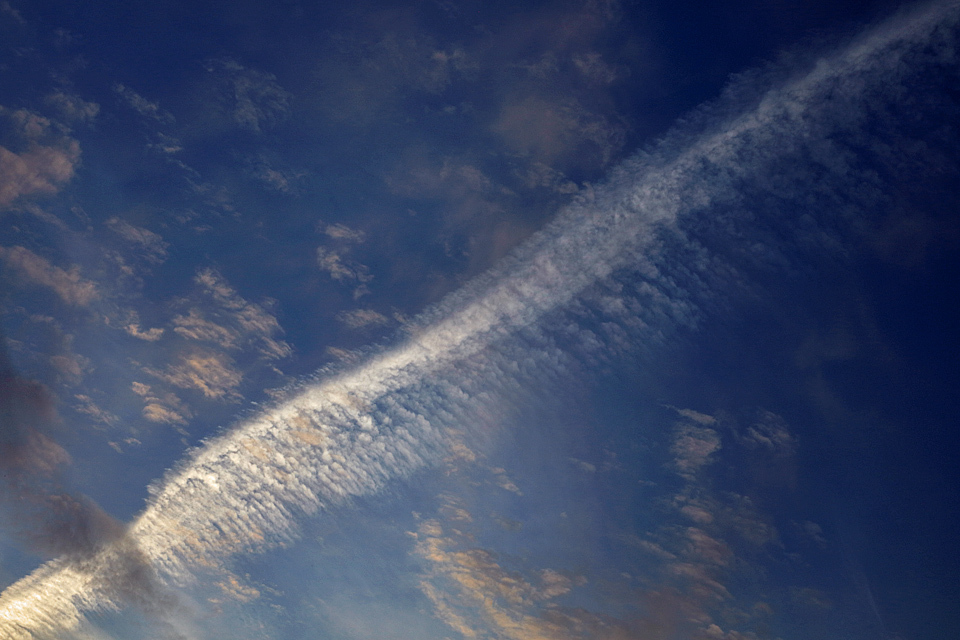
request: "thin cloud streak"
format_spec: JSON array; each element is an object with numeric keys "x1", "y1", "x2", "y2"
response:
[{"x1": 1, "y1": 2, "x2": 957, "y2": 636}]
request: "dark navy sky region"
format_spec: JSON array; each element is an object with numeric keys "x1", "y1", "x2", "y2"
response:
[{"x1": 1, "y1": 1, "x2": 958, "y2": 639}]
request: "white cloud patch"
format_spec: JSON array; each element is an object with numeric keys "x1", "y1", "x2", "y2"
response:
[
  {"x1": 675, "y1": 408, "x2": 717, "y2": 425},
  {"x1": 519, "y1": 161, "x2": 579, "y2": 194},
  {"x1": 49, "y1": 350, "x2": 90, "y2": 385},
  {"x1": 799, "y1": 520, "x2": 828, "y2": 547},
  {"x1": 386, "y1": 155, "x2": 497, "y2": 200},
  {"x1": 0, "y1": 143, "x2": 80, "y2": 206},
  {"x1": 416, "y1": 514, "x2": 584, "y2": 640},
  {"x1": 627, "y1": 412, "x2": 790, "y2": 634},
  {"x1": 148, "y1": 133, "x2": 184, "y2": 155}
]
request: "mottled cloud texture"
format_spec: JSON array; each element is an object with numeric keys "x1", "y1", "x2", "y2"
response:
[{"x1": 1, "y1": 2, "x2": 958, "y2": 637}]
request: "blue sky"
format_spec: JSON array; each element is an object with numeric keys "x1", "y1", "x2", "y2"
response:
[{"x1": 1, "y1": 1, "x2": 959, "y2": 639}]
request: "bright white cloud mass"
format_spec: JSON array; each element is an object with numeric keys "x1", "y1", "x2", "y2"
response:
[{"x1": 1, "y1": 1, "x2": 959, "y2": 639}]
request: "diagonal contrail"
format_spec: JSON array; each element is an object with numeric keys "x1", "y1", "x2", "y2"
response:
[{"x1": 1, "y1": 2, "x2": 957, "y2": 637}]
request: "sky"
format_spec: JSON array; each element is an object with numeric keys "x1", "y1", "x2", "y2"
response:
[{"x1": 1, "y1": 0, "x2": 959, "y2": 639}]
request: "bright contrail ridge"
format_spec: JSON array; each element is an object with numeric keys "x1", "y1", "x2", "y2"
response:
[{"x1": 1, "y1": 2, "x2": 958, "y2": 637}]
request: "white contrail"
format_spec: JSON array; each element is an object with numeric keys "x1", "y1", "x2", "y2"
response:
[{"x1": 1, "y1": 2, "x2": 957, "y2": 637}]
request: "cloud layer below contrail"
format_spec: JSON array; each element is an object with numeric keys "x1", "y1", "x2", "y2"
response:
[{"x1": 1, "y1": 1, "x2": 958, "y2": 637}]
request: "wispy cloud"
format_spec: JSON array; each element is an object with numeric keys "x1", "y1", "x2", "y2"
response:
[
  {"x1": 181, "y1": 268, "x2": 292, "y2": 361},
  {"x1": 145, "y1": 350, "x2": 244, "y2": 401},
  {"x1": 106, "y1": 218, "x2": 170, "y2": 265},
  {"x1": 0, "y1": 245, "x2": 99, "y2": 306},
  {"x1": 336, "y1": 308, "x2": 391, "y2": 330},
  {"x1": 603, "y1": 407, "x2": 790, "y2": 635},
  {"x1": 113, "y1": 83, "x2": 175, "y2": 124}
]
